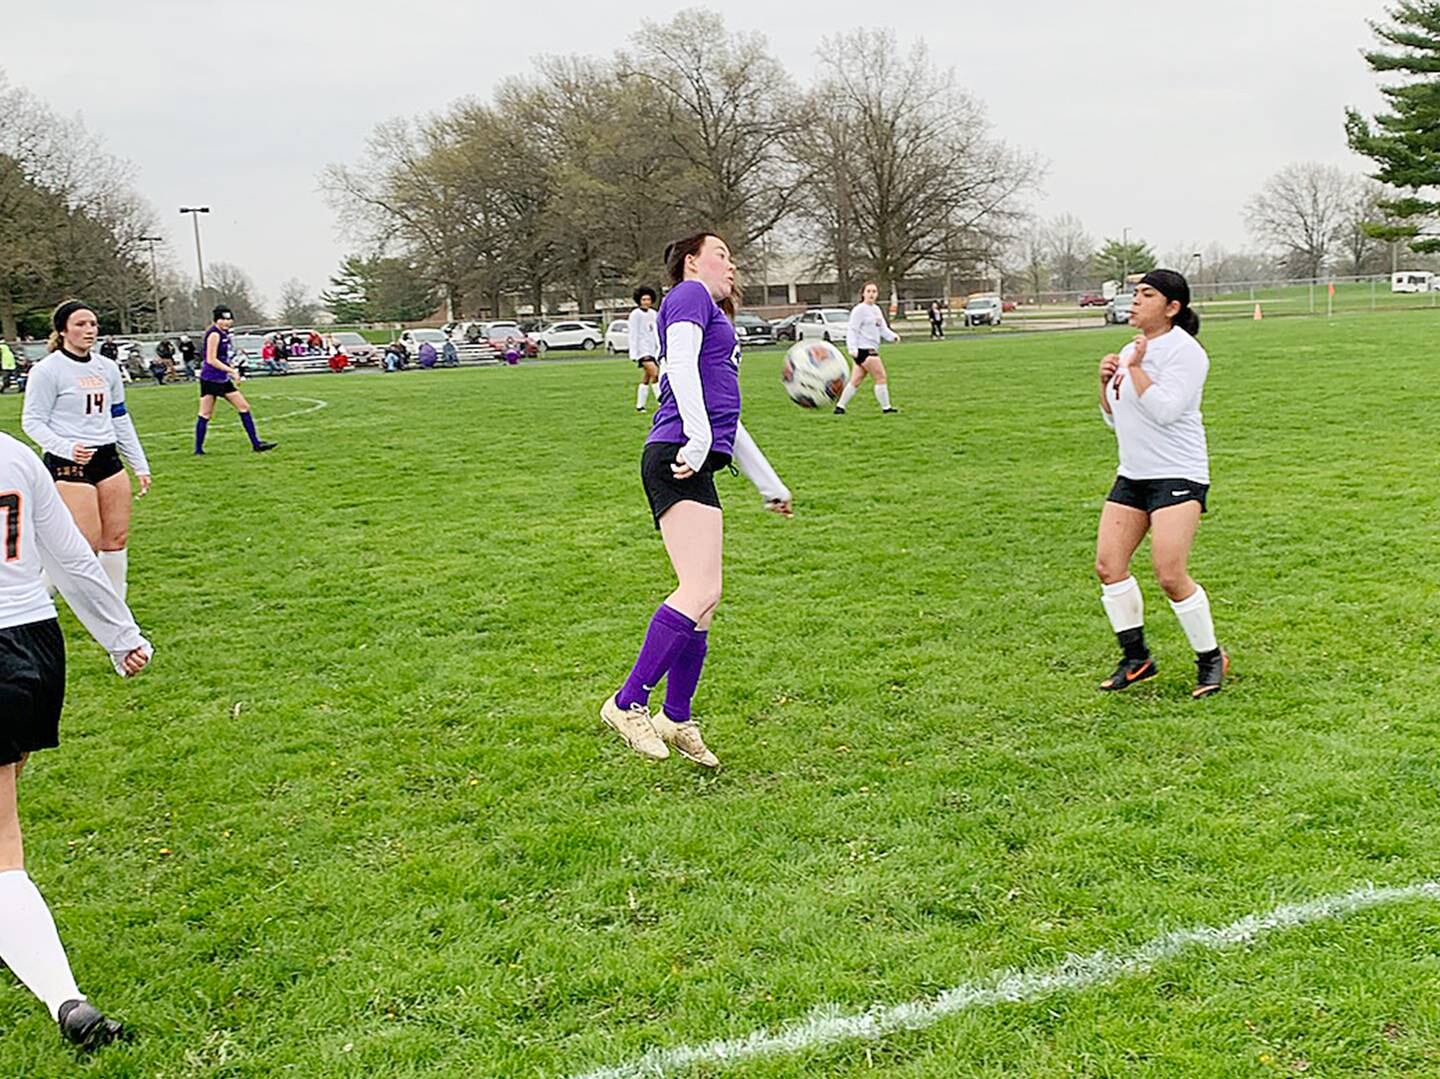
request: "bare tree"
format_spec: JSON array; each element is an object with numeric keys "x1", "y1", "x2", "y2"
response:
[
  {"x1": 804, "y1": 31, "x2": 1040, "y2": 301},
  {"x1": 1012, "y1": 225, "x2": 1049, "y2": 302},
  {"x1": 1244, "y1": 163, "x2": 1354, "y2": 279},
  {"x1": 1044, "y1": 214, "x2": 1094, "y2": 291},
  {"x1": 1338, "y1": 180, "x2": 1400, "y2": 275},
  {"x1": 203, "y1": 262, "x2": 266, "y2": 325},
  {"x1": 276, "y1": 278, "x2": 317, "y2": 325}
]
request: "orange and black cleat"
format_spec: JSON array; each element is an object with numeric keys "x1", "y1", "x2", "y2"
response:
[
  {"x1": 1099, "y1": 655, "x2": 1157, "y2": 691},
  {"x1": 1191, "y1": 648, "x2": 1230, "y2": 699}
]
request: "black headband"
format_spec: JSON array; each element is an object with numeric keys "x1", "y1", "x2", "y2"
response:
[
  {"x1": 1139, "y1": 269, "x2": 1190, "y2": 308},
  {"x1": 52, "y1": 300, "x2": 92, "y2": 333},
  {"x1": 212, "y1": 305, "x2": 234, "y2": 321}
]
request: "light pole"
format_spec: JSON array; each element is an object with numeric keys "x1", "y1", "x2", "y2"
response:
[
  {"x1": 1121, "y1": 226, "x2": 1130, "y2": 284},
  {"x1": 179, "y1": 206, "x2": 210, "y2": 291},
  {"x1": 139, "y1": 235, "x2": 165, "y2": 331}
]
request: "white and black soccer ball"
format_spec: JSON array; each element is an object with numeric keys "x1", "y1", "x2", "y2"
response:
[{"x1": 781, "y1": 340, "x2": 849, "y2": 408}]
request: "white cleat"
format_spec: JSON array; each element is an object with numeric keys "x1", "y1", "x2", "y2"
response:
[
  {"x1": 654, "y1": 709, "x2": 720, "y2": 768},
  {"x1": 600, "y1": 695, "x2": 669, "y2": 760}
]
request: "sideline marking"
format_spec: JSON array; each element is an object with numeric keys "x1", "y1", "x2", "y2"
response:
[
  {"x1": 571, "y1": 879, "x2": 1440, "y2": 1079},
  {"x1": 149, "y1": 395, "x2": 328, "y2": 437}
]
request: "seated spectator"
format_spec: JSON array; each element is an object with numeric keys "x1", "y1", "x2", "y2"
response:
[
  {"x1": 308, "y1": 330, "x2": 324, "y2": 353},
  {"x1": 383, "y1": 341, "x2": 406, "y2": 372},
  {"x1": 328, "y1": 347, "x2": 349, "y2": 373},
  {"x1": 148, "y1": 355, "x2": 167, "y2": 386},
  {"x1": 441, "y1": 339, "x2": 459, "y2": 367},
  {"x1": 417, "y1": 341, "x2": 438, "y2": 368},
  {"x1": 262, "y1": 336, "x2": 276, "y2": 363}
]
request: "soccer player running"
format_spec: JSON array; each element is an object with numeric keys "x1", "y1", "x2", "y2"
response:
[
  {"x1": 194, "y1": 305, "x2": 276, "y2": 455},
  {"x1": 628, "y1": 286, "x2": 661, "y2": 411},
  {"x1": 21, "y1": 302, "x2": 152, "y2": 600},
  {"x1": 600, "y1": 233, "x2": 792, "y2": 769},
  {"x1": 1095, "y1": 269, "x2": 1228, "y2": 698},
  {"x1": 835, "y1": 281, "x2": 900, "y2": 414},
  {"x1": 0, "y1": 430, "x2": 152, "y2": 1051}
]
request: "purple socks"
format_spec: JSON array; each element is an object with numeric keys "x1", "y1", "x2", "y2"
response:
[
  {"x1": 616, "y1": 604, "x2": 697, "y2": 711},
  {"x1": 662, "y1": 630, "x2": 708, "y2": 722},
  {"x1": 194, "y1": 416, "x2": 208, "y2": 453},
  {"x1": 240, "y1": 410, "x2": 261, "y2": 447}
]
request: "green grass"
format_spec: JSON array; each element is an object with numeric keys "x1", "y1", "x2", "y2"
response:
[{"x1": 1, "y1": 312, "x2": 1439, "y2": 1076}]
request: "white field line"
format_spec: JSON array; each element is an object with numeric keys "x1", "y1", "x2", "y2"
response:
[
  {"x1": 571, "y1": 879, "x2": 1440, "y2": 1079},
  {"x1": 148, "y1": 395, "x2": 328, "y2": 438}
]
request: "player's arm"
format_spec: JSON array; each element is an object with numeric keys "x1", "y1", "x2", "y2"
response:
[
  {"x1": 26, "y1": 458, "x2": 151, "y2": 675},
  {"x1": 846, "y1": 305, "x2": 864, "y2": 352},
  {"x1": 205, "y1": 332, "x2": 240, "y2": 379},
  {"x1": 733, "y1": 421, "x2": 792, "y2": 516},
  {"x1": 880, "y1": 309, "x2": 900, "y2": 343},
  {"x1": 19, "y1": 364, "x2": 83, "y2": 461},
  {"x1": 1098, "y1": 351, "x2": 1120, "y2": 420},
  {"x1": 628, "y1": 310, "x2": 644, "y2": 360},
  {"x1": 1130, "y1": 337, "x2": 1208, "y2": 425},
  {"x1": 107, "y1": 364, "x2": 151, "y2": 490},
  {"x1": 663, "y1": 321, "x2": 712, "y2": 477}
]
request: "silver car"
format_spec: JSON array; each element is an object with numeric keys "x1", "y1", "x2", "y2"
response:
[{"x1": 1105, "y1": 292, "x2": 1134, "y2": 325}]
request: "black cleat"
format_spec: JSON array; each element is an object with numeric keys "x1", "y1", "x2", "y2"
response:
[
  {"x1": 58, "y1": 999, "x2": 127, "y2": 1053},
  {"x1": 1192, "y1": 647, "x2": 1230, "y2": 699},
  {"x1": 882, "y1": 407, "x2": 900, "y2": 414},
  {"x1": 833, "y1": 406, "x2": 846, "y2": 414},
  {"x1": 193, "y1": 450, "x2": 205, "y2": 456},
  {"x1": 1099, "y1": 655, "x2": 1157, "y2": 691},
  {"x1": 252, "y1": 440, "x2": 277, "y2": 453}
]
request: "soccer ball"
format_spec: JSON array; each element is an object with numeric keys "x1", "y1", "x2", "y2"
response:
[{"x1": 781, "y1": 340, "x2": 849, "y2": 408}]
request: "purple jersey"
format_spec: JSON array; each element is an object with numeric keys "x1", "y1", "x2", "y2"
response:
[
  {"x1": 200, "y1": 325, "x2": 233, "y2": 383},
  {"x1": 647, "y1": 281, "x2": 741, "y2": 461}
]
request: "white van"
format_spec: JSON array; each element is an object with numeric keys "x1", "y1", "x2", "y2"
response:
[{"x1": 1391, "y1": 270, "x2": 1433, "y2": 293}]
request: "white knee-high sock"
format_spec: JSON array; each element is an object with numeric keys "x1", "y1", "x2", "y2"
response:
[
  {"x1": 0, "y1": 870, "x2": 84, "y2": 1020},
  {"x1": 874, "y1": 383, "x2": 892, "y2": 410},
  {"x1": 1100, "y1": 576, "x2": 1144, "y2": 632},
  {"x1": 635, "y1": 383, "x2": 649, "y2": 409},
  {"x1": 1170, "y1": 584, "x2": 1218, "y2": 653},
  {"x1": 98, "y1": 548, "x2": 127, "y2": 601},
  {"x1": 837, "y1": 383, "x2": 859, "y2": 409}
]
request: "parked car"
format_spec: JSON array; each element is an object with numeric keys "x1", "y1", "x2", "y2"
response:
[
  {"x1": 1002, "y1": 299, "x2": 1017, "y2": 312},
  {"x1": 1105, "y1": 292, "x2": 1134, "y2": 325},
  {"x1": 795, "y1": 307, "x2": 852, "y2": 343},
  {"x1": 478, "y1": 321, "x2": 537, "y2": 357},
  {"x1": 734, "y1": 312, "x2": 775, "y2": 347},
  {"x1": 772, "y1": 313, "x2": 801, "y2": 342},
  {"x1": 531, "y1": 320, "x2": 602, "y2": 353},
  {"x1": 331, "y1": 331, "x2": 379, "y2": 365},
  {"x1": 963, "y1": 296, "x2": 1003, "y2": 327},
  {"x1": 1079, "y1": 293, "x2": 1108, "y2": 307},
  {"x1": 399, "y1": 328, "x2": 451, "y2": 359},
  {"x1": 605, "y1": 318, "x2": 629, "y2": 353}
]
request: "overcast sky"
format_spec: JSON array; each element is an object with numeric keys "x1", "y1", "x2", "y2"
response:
[{"x1": 5, "y1": 0, "x2": 1392, "y2": 305}]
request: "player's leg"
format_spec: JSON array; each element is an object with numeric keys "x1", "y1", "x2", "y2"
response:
[
  {"x1": 835, "y1": 355, "x2": 867, "y2": 413},
  {"x1": 652, "y1": 501, "x2": 723, "y2": 767},
  {"x1": 1150, "y1": 500, "x2": 1227, "y2": 697},
  {"x1": 1095, "y1": 499, "x2": 1155, "y2": 689},
  {"x1": 95, "y1": 471, "x2": 133, "y2": 600},
  {"x1": 635, "y1": 362, "x2": 652, "y2": 411},
  {"x1": 866, "y1": 355, "x2": 896, "y2": 412},
  {"x1": 55, "y1": 483, "x2": 102, "y2": 551},
  {"x1": 195, "y1": 390, "x2": 217, "y2": 454},
  {"x1": 223, "y1": 390, "x2": 276, "y2": 452},
  {"x1": 644, "y1": 361, "x2": 660, "y2": 403}
]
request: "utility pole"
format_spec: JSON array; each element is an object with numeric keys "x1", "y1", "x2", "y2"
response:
[
  {"x1": 179, "y1": 206, "x2": 210, "y2": 290},
  {"x1": 1121, "y1": 225, "x2": 1130, "y2": 284},
  {"x1": 139, "y1": 235, "x2": 165, "y2": 331}
]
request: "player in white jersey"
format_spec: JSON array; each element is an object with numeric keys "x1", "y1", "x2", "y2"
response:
[
  {"x1": 21, "y1": 302, "x2": 151, "y2": 601},
  {"x1": 1095, "y1": 269, "x2": 1228, "y2": 698},
  {"x1": 0, "y1": 431, "x2": 151, "y2": 1051},
  {"x1": 628, "y1": 286, "x2": 661, "y2": 411},
  {"x1": 835, "y1": 281, "x2": 900, "y2": 414}
]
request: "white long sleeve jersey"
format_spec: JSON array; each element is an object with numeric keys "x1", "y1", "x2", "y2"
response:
[
  {"x1": 846, "y1": 303, "x2": 899, "y2": 353},
  {"x1": 21, "y1": 350, "x2": 150, "y2": 475},
  {"x1": 0, "y1": 434, "x2": 150, "y2": 671},
  {"x1": 628, "y1": 307, "x2": 660, "y2": 360},
  {"x1": 1102, "y1": 327, "x2": 1211, "y2": 484}
]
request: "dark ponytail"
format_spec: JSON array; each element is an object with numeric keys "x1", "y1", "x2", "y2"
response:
[
  {"x1": 1138, "y1": 269, "x2": 1200, "y2": 338},
  {"x1": 661, "y1": 230, "x2": 741, "y2": 318}
]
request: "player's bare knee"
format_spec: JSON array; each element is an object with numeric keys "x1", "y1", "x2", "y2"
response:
[
  {"x1": 100, "y1": 528, "x2": 128, "y2": 551},
  {"x1": 1095, "y1": 556, "x2": 1126, "y2": 583},
  {"x1": 1153, "y1": 565, "x2": 1191, "y2": 599}
]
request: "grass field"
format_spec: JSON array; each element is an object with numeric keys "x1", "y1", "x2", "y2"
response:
[{"x1": 1, "y1": 312, "x2": 1438, "y2": 1077}]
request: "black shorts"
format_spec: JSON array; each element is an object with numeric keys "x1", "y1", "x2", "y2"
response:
[
  {"x1": 641, "y1": 441, "x2": 726, "y2": 528},
  {"x1": 0, "y1": 619, "x2": 66, "y2": 765},
  {"x1": 1107, "y1": 475, "x2": 1209, "y2": 514},
  {"x1": 43, "y1": 443, "x2": 124, "y2": 485},
  {"x1": 854, "y1": 348, "x2": 878, "y2": 364},
  {"x1": 635, "y1": 355, "x2": 658, "y2": 369},
  {"x1": 200, "y1": 378, "x2": 237, "y2": 397}
]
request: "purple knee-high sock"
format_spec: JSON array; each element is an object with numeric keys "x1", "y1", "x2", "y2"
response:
[
  {"x1": 616, "y1": 604, "x2": 697, "y2": 710},
  {"x1": 662, "y1": 629, "x2": 708, "y2": 723},
  {"x1": 194, "y1": 416, "x2": 208, "y2": 453},
  {"x1": 239, "y1": 410, "x2": 261, "y2": 447}
]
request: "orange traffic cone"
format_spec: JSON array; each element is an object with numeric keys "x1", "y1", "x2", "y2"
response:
[{"x1": 1252, "y1": 303, "x2": 1263, "y2": 321}]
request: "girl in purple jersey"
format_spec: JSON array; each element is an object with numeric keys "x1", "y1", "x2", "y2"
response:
[{"x1": 600, "y1": 233, "x2": 792, "y2": 769}]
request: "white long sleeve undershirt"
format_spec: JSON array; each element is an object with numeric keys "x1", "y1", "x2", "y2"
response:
[
  {"x1": 733, "y1": 421, "x2": 789, "y2": 504},
  {"x1": 662, "y1": 322, "x2": 712, "y2": 473}
]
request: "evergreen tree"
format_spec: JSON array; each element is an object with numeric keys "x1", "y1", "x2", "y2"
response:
[{"x1": 1344, "y1": 1, "x2": 1440, "y2": 253}]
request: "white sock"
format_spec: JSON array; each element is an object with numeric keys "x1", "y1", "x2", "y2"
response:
[
  {"x1": 1170, "y1": 584, "x2": 1218, "y2": 653},
  {"x1": 874, "y1": 384, "x2": 892, "y2": 410},
  {"x1": 651, "y1": 382, "x2": 661, "y2": 401},
  {"x1": 0, "y1": 870, "x2": 84, "y2": 1020},
  {"x1": 635, "y1": 383, "x2": 649, "y2": 409},
  {"x1": 837, "y1": 383, "x2": 858, "y2": 410},
  {"x1": 98, "y1": 548, "x2": 127, "y2": 601},
  {"x1": 1100, "y1": 576, "x2": 1144, "y2": 632}
]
